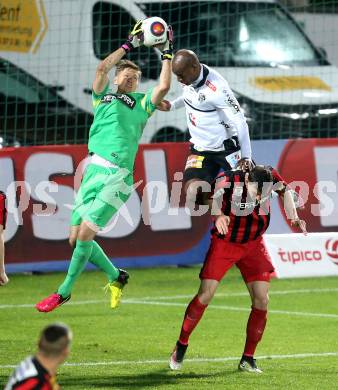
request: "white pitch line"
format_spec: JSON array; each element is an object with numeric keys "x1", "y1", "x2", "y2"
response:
[
  {"x1": 123, "y1": 300, "x2": 338, "y2": 319},
  {"x1": 1, "y1": 351, "x2": 338, "y2": 369},
  {"x1": 136, "y1": 287, "x2": 338, "y2": 301},
  {"x1": 1, "y1": 286, "x2": 338, "y2": 309},
  {"x1": 2, "y1": 298, "x2": 337, "y2": 319},
  {"x1": 1, "y1": 287, "x2": 338, "y2": 310}
]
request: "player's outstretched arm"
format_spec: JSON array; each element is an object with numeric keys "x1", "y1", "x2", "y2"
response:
[
  {"x1": 157, "y1": 96, "x2": 185, "y2": 112},
  {"x1": 93, "y1": 20, "x2": 143, "y2": 94},
  {"x1": 151, "y1": 26, "x2": 173, "y2": 106},
  {"x1": 282, "y1": 189, "x2": 307, "y2": 235},
  {"x1": 0, "y1": 227, "x2": 8, "y2": 286},
  {"x1": 157, "y1": 99, "x2": 171, "y2": 111}
]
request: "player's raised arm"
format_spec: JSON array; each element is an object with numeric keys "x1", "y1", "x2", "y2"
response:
[
  {"x1": 151, "y1": 26, "x2": 173, "y2": 106},
  {"x1": 92, "y1": 20, "x2": 143, "y2": 94}
]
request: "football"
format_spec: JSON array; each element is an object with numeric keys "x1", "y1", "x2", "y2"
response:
[{"x1": 141, "y1": 17, "x2": 168, "y2": 47}]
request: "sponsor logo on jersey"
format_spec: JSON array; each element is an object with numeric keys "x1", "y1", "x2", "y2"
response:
[
  {"x1": 232, "y1": 195, "x2": 270, "y2": 210},
  {"x1": 188, "y1": 112, "x2": 197, "y2": 126},
  {"x1": 225, "y1": 93, "x2": 240, "y2": 113},
  {"x1": 232, "y1": 200, "x2": 256, "y2": 209},
  {"x1": 220, "y1": 120, "x2": 230, "y2": 129},
  {"x1": 198, "y1": 93, "x2": 206, "y2": 102},
  {"x1": 206, "y1": 79, "x2": 216, "y2": 91},
  {"x1": 101, "y1": 93, "x2": 136, "y2": 109}
]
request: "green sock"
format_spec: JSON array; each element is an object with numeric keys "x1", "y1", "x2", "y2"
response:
[
  {"x1": 57, "y1": 240, "x2": 93, "y2": 297},
  {"x1": 89, "y1": 241, "x2": 119, "y2": 283}
]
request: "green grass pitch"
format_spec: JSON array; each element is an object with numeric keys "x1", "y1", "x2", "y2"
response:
[{"x1": 1, "y1": 266, "x2": 338, "y2": 389}]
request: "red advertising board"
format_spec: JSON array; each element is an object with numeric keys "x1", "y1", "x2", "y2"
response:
[
  {"x1": 0, "y1": 143, "x2": 210, "y2": 267},
  {"x1": 1, "y1": 139, "x2": 338, "y2": 273},
  {"x1": 277, "y1": 138, "x2": 338, "y2": 233}
]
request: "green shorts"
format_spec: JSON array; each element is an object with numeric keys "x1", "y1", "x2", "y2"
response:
[{"x1": 71, "y1": 163, "x2": 133, "y2": 228}]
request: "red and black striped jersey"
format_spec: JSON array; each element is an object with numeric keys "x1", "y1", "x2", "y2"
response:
[
  {"x1": 5, "y1": 356, "x2": 59, "y2": 390},
  {"x1": 211, "y1": 167, "x2": 287, "y2": 243}
]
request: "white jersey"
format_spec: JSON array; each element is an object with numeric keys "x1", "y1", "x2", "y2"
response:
[{"x1": 170, "y1": 65, "x2": 251, "y2": 158}]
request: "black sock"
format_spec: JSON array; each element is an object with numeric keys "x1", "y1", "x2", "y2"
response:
[{"x1": 242, "y1": 354, "x2": 254, "y2": 364}]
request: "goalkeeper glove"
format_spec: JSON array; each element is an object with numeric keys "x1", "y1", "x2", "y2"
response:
[
  {"x1": 160, "y1": 25, "x2": 173, "y2": 61},
  {"x1": 121, "y1": 20, "x2": 143, "y2": 53}
]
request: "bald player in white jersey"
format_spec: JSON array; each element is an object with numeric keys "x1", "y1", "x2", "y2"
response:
[{"x1": 159, "y1": 49, "x2": 253, "y2": 206}]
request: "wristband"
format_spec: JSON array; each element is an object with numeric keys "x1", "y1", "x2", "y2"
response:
[
  {"x1": 161, "y1": 50, "x2": 173, "y2": 61},
  {"x1": 121, "y1": 41, "x2": 133, "y2": 53}
]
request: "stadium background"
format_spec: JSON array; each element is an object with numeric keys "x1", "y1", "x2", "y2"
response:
[
  {"x1": 1, "y1": 1, "x2": 338, "y2": 389},
  {"x1": 0, "y1": 0, "x2": 337, "y2": 274},
  {"x1": 1, "y1": 0, "x2": 338, "y2": 146}
]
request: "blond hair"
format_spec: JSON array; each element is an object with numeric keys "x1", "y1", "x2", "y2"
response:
[{"x1": 115, "y1": 59, "x2": 141, "y2": 78}]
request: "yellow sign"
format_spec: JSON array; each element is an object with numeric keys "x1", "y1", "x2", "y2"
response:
[
  {"x1": 0, "y1": 0, "x2": 48, "y2": 53},
  {"x1": 252, "y1": 76, "x2": 332, "y2": 92}
]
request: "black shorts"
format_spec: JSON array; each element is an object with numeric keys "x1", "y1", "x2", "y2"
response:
[
  {"x1": 183, "y1": 136, "x2": 241, "y2": 184},
  {"x1": 0, "y1": 191, "x2": 7, "y2": 229}
]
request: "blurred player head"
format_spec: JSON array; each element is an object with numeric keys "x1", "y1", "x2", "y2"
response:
[
  {"x1": 172, "y1": 49, "x2": 201, "y2": 85},
  {"x1": 38, "y1": 323, "x2": 72, "y2": 364},
  {"x1": 246, "y1": 165, "x2": 273, "y2": 200},
  {"x1": 114, "y1": 60, "x2": 142, "y2": 93}
]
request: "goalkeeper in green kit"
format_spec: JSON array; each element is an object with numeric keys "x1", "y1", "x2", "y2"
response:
[{"x1": 36, "y1": 21, "x2": 173, "y2": 312}]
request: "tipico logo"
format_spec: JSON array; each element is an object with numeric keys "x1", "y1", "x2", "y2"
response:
[{"x1": 325, "y1": 239, "x2": 338, "y2": 265}]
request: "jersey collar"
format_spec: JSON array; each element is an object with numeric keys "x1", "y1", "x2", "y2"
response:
[{"x1": 193, "y1": 64, "x2": 209, "y2": 89}]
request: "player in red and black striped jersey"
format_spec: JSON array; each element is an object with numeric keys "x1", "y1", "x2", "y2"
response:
[
  {"x1": 169, "y1": 165, "x2": 306, "y2": 373},
  {"x1": 209, "y1": 165, "x2": 305, "y2": 243},
  {"x1": 5, "y1": 356, "x2": 58, "y2": 390},
  {"x1": 0, "y1": 191, "x2": 8, "y2": 286},
  {"x1": 5, "y1": 323, "x2": 72, "y2": 390}
]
